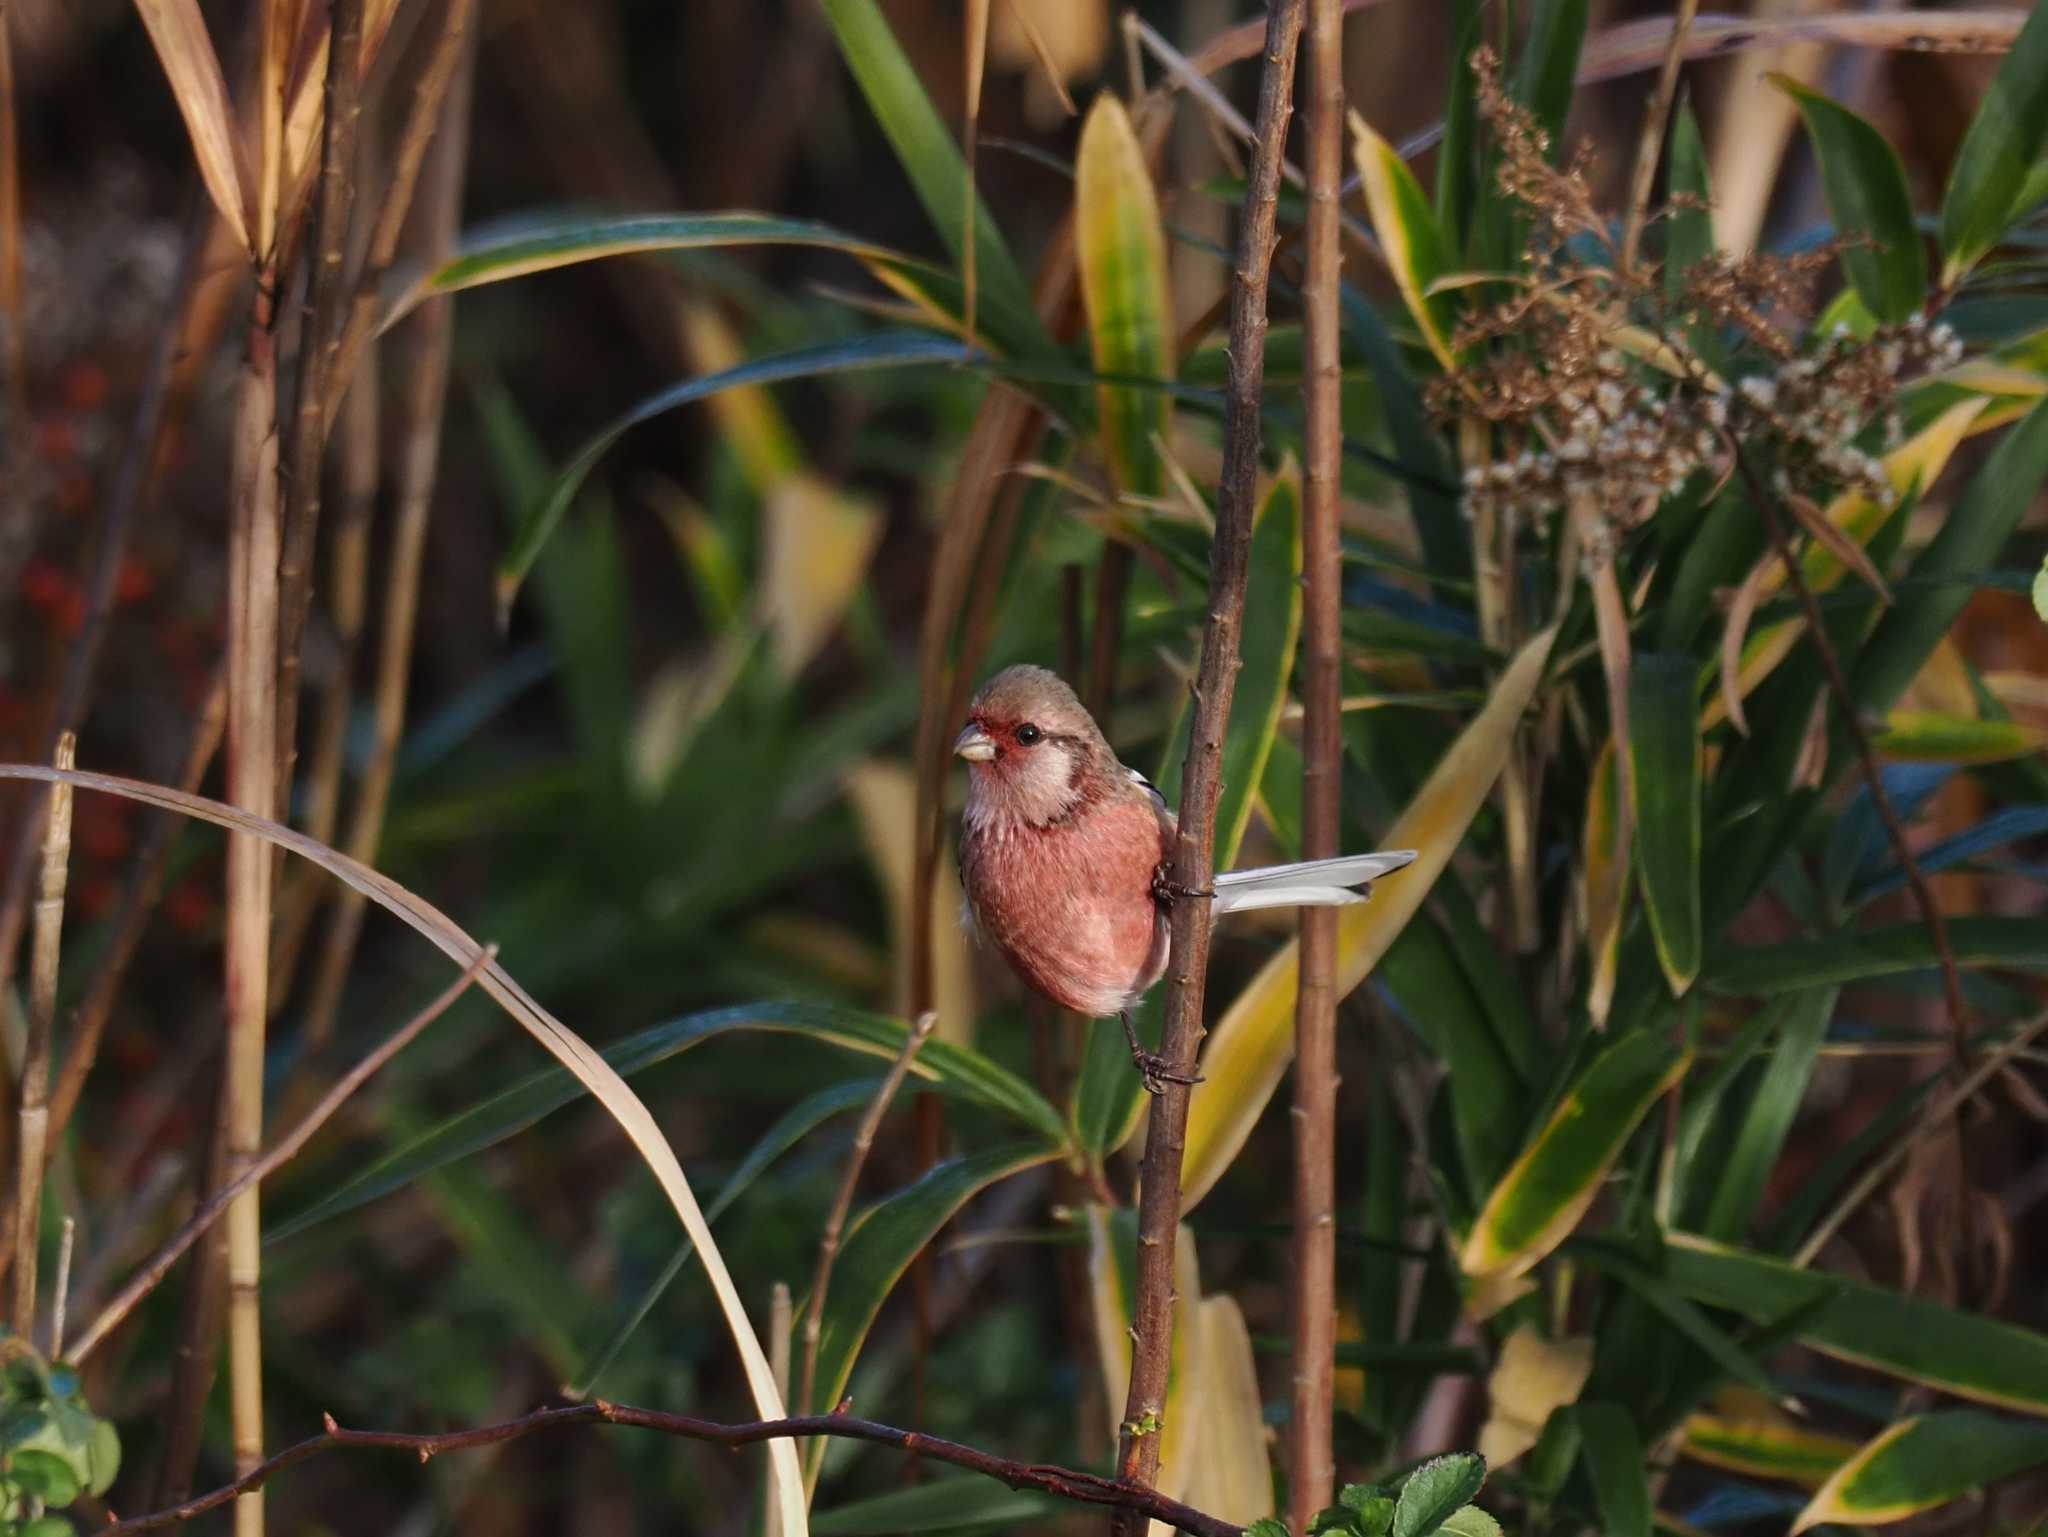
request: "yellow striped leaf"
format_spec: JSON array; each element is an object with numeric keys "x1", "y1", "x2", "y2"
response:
[
  {"x1": 1793, "y1": 1412, "x2": 2048, "y2": 1531},
  {"x1": 1349, "y1": 111, "x2": 1461, "y2": 370}
]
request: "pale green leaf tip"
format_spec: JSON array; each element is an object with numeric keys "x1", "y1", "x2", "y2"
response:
[{"x1": 2032, "y1": 554, "x2": 2048, "y2": 623}]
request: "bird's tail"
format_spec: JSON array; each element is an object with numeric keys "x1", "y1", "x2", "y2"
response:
[{"x1": 1211, "y1": 849, "x2": 1418, "y2": 915}]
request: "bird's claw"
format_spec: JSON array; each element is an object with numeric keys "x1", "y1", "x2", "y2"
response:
[
  {"x1": 1150, "y1": 865, "x2": 1215, "y2": 908},
  {"x1": 1134, "y1": 1051, "x2": 1202, "y2": 1095}
]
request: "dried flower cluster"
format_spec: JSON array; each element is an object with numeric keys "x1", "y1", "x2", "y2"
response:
[{"x1": 1440, "y1": 50, "x2": 1961, "y2": 552}]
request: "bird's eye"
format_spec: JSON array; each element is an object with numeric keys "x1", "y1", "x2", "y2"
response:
[{"x1": 1015, "y1": 723, "x2": 1042, "y2": 746}]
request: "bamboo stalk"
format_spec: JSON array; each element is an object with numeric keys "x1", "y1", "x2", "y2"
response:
[
  {"x1": 10, "y1": 732, "x2": 74, "y2": 1342},
  {"x1": 1289, "y1": 0, "x2": 1344, "y2": 1526},
  {"x1": 1114, "y1": 3, "x2": 1304, "y2": 1530},
  {"x1": 298, "y1": 8, "x2": 473, "y2": 1051}
]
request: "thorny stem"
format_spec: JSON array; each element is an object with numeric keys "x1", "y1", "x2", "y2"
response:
[
  {"x1": 104, "y1": 1404, "x2": 1247, "y2": 1537},
  {"x1": 66, "y1": 951, "x2": 494, "y2": 1362},
  {"x1": 1289, "y1": 0, "x2": 1343, "y2": 1528},
  {"x1": 797, "y1": 1013, "x2": 937, "y2": 1444},
  {"x1": 1728, "y1": 440, "x2": 1978, "y2": 1266},
  {"x1": 1113, "y1": 3, "x2": 1304, "y2": 1532}
]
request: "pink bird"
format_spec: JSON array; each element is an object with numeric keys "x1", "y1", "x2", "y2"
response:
[{"x1": 954, "y1": 664, "x2": 1416, "y2": 1092}]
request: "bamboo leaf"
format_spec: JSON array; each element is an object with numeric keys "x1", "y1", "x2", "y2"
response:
[
  {"x1": 811, "y1": 1477, "x2": 1066, "y2": 1534},
  {"x1": 1513, "y1": 0, "x2": 1589, "y2": 151},
  {"x1": 273, "y1": 1001, "x2": 1068, "y2": 1239},
  {"x1": 1852, "y1": 805, "x2": 2048, "y2": 905},
  {"x1": 1700, "y1": 988, "x2": 1834, "y2": 1241},
  {"x1": 1851, "y1": 395, "x2": 2048, "y2": 724},
  {"x1": 1665, "y1": 1231, "x2": 2048, "y2": 1414},
  {"x1": 1938, "y1": 0, "x2": 2048, "y2": 282},
  {"x1": 1629, "y1": 654, "x2": 1703, "y2": 994},
  {"x1": 1793, "y1": 1412, "x2": 2048, "y2": 1532},
  {"x1": 1076, "y1": 95, "x2": 1173, "y2": 497},
  {"x1": 132, "y1": 0, "x2": 250, "y2": 253},
  {"x1": 0, "y1": 764, "x2": 810, "y2": 1537},
  {"x1": 1681, "y1": 1394, "x2": 1855, "y2": 1489},
  {"x1": 1181, "y1": 1296, "x2": 1277, "y2": 1528},
  {"x1": 1178, "y1": 627, "x2": 1557, "y2": 1211},
  {"x1": 1871, "y1": 709, "x2": 2048, "y2": 763},
  {"x1": 1460, "y1": 1029, "x2": 1689, "y2": 1295},
  {"x1": 809, "y1": 1144, "x2": 1055, "y2": 1420},
  {"x1": 1087, "y1": 1209, "x2": 1205, "y2": 1503},
  {"x1": 1349, "y1": 114, "x2": 1462, "y2": 369},
  {"x1": 1663, "y1": 95, "x2": 1723, "y2": 372},
  {"x1": 818, "y1": 0, "x2": 1037, "y2": 323},
  {"x1": 1702, "y1": 915, "x2": 2048, "y2": 995},
  {"x1": 845, "y1": 761, "x2": 977, "y2": 1043},
  {"x1": 1775, "y1": 77, "x2": 1927, "y2": 323},
  {"x1": 1477, "y1": 1324, "x2": 1593, "y2": 1468},
  {"x1": 1581, "y1": 738, "x2": 1625, "y2": 1025},
  {"x1": 497, "y1": 332, "x2": 971, "y2": 619}
]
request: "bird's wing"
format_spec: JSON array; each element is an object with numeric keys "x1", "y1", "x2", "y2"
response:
[
  {"x1": 1212, "y1": 849, "x2": 1419, "y2": 914},
  {"x1": 1126, "y1": 765, "x2": 1176, "y2": 853}
]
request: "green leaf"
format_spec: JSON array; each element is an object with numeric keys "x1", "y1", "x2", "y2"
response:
[
  {"x1": 1076, "y1": 95, "x2": 1172, "y2": 497},
  {"x1": 1853, "y1": 805, "x2": 2048, "y2": 904},
  {"x1": 2034, "y1": 552, "x2": 2047, "y2": 620},
  {"x1": 1220, "y1": 469, "x2": 1304, "y2": 867},
  {"x1": 8, "y1": 1448, "x2": 82, "y2": 1507},
  {"x1": 1793, "y1": 1412, "x2": 2048, "y2": 1532},
  {"x1": 810, "y1": 1475, "x2": 1067, "y2": 1534},
  {"x1": 1702, "y1": 915, "x2": 2048, "y2": 995},
  {"x1": 1513, "y1": 0, "x2": 1588, "y2": 152},
  {"x1": 1665, "y1": 1231, "x2": 2048, "y2": 1413},
  {"x1": 1392, "y1": 1453, "x2": 1487, "y2": 1537},
  {"x1": 807, "y1": 1144, "x2": 1056, "y2": 1420},
  {"x1": 1628, "y1": 653, "x2": 1704, "y2": 994},
  {"x1": 1938, "y1": 0, "x2": 2048, "y2": 282},
  {"x1": 1435, "y1": 0, "x2": 1484, "y2": 247},
  {"x1": 569, "y1": 1078, "x2": 878, "y2": 1396},
  {"x1": 1699, "y1": 987, "x2": 1835, "y2": 1241},
  {"x1": 1776, "y1": 78, "x2": 1927, "y2": 323},
  {"x1": 1436, "y1": 1512, "x2": 1503, "y2": 1537},
  {"x1": 1461, "y1": 1029, "x2": 1690, "y2": 1293},
  {"x1": 1575, "y1": 1403, "x2": 1651, "y2": 1537},
  {"x1": 1069, "y1": 992, "x2": 1155, "y2": 1162},
  {"x1": 1663, "y1": 94, "x2": 1724, "y2": 372},
  {"x1": 499, "y1": 332, "x2": 972, "y2": 616},
  {"x1": 273, "y1": 1001, "x2": 1066, "y2": 1240},
  {"x1": 818, "y1": 0, "x2": 1036, "y2": 320},
  {"x1": 1568, "y1": 1238, "x2": 1788, "y2": 1405},
  {"x1": 1851, "y1": 376, "x2": 2048, "y2": 729}
]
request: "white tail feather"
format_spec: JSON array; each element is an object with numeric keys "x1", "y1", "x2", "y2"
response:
[{"x1": 1210, "y1": 849, "x2": 1418, "y2": 915}]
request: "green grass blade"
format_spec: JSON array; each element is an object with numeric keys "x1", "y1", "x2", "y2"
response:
[
  {"x1": 1628, "y1": 653, "x2": 1703, "y2": 994},
  {"x1": 1794, "y1": 1412, "x2": 2048, "y2": 1532},
  {"x1": 811, "y1": 1476, "x2": 1067, "y2": 1534},
  {"x1": 818, "y1": 0, "x2": 1037, "y2": 323},
  {"x1": 1776, "y1": 77, "x2": 1927, "y2": 323},
  {"x1": 1702, "y1": 915, "x2": 2048, "y2": 994},
  {"x1": 1938, "y1": 0, "x2": 2048, "y2": 282},
  {"x1": 1700, "y1": 986, "x2": 1834, "y2": 1241},
  {"x1": 1076, "y1": 94, "x2": 1172, "y2": 497},
  {"x1": 1662, "y1": 94, "x2": 1725, "y2": 374},
  {"x1": 1665, "y1": 1232, "x2": 2048, "y2": 1413},
  {"x1": 1513, "y1": 0, "x2": 1589, "y2": 152},
  {"x1": 271, "y1": 1001, "x2": 1068, "y2": 1240},
  {"x1": 498, "y1": 332, "x2": 971, "y2": 616},
  {"x1": 1574, "y1": 1403, "x2": 1651, "y2": 1537},
  {"x1": 807, "y1": 1144, "x2": 1056, "y2": 1418}
]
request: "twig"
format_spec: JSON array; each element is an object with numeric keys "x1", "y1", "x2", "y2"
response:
[
  {"x1": 66, "y1": 948, "x2": 494, "y2": 1363},
  {"x1": 1794, "y1": 1008, "x2": 2048, "y2": 1268},
  {"x1": 103, "y1": 1402, "x2": 1247, "y2": 1537},
  {"x1": 1727, "y1": 441, "x2": 1978, "y2": 1270},
  {"x1": 273, "y1": 0, "x2": 365, "y2": 810},
  {"x1": 48, "y1": 669, "x2": 227, "y2": 1140},
  {"x1": 10, "y1": 732, "x2": 73, "y2": 1337},
  {"x1": 1618, "y1": 0, "x2": 1697, "y2": 275},
  {"x1": 299, "y1": 17, "x2": 474, "y2": 1049},
  {"x1": 765, "y1": 1281, "x2": 792, "y2": 1537},
  {"x1": 49, "y1": 1215, "x2": 72, "y2": 1355},
  {"x1": 1115, "y1": 2, "x2": 1304, "y2": 1529},
  {"x1": 797, "y1": 1012, "x2": 937, "y2": 1429},
  {"x1": 1290, "y1": 0, "x2": 1344, "y2": 1526}
]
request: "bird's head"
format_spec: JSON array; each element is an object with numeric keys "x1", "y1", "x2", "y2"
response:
[{"x1": 954, "y1": 664, "x2": 1110, "y2": 829}]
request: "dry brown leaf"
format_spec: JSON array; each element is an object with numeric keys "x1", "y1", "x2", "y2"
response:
[
  {"x1": 1718, "y1": 558, "x2": 1775, "y2": 738},
  {"x1": 133, "y1": 0, "x2": 251, "y2": 253},
  {"x1": 1786, "y1": 491, "x2": 1892, "y2": 605},
  {"x1": 1478, "y1": 1325, "x2": 1594, "y2": 1467}
]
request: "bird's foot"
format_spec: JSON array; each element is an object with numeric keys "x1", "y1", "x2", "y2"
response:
[
  {"x1": 1149, "y1": 864, "x2": 1215, "y2": 908},
  {"x1": 1132, "y1": 1050, "x2": 1202, "y2": 1096}
]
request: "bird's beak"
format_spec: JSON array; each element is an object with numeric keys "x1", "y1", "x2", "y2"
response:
[{"x1": 953, "y1": 723, "x2": 997, "y2": 762}]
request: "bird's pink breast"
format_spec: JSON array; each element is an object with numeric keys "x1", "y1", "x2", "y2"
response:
[{"x1": 961, "y1": 792, "x2": 1166, "y2": 1018}]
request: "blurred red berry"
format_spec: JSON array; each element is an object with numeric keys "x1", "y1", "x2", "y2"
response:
[
  {"x1": 116, "y1": 557, "x2": 154, "y2": 605},
  {"x1": 58, "y1": 360, "x2": 109, "y2": 413},
  {"x1": 35, "y1": 417, "x2": 75, "y2": 464},
  {"x1": 20, "y1": 557, "x2": 70, "y2": 609},
  {"x1": 74, "y1": 873, "x2": 116, "y2": 921}
]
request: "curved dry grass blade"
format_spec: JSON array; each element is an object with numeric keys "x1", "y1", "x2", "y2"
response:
[
  {"x1": 1785, "y1": 491, "x2": 1892, "y2": 604},
  {"x1": 133, "y1": 0, "x2": 251, "y2": 253},
  {"x1": 1718, "y1": 557, "x2": 1771, "y2": 738},
  {"x1": 0, "y1": 763, "x2": 809, "y2": 1537}
]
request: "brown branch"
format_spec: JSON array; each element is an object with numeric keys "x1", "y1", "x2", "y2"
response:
[
  {"x1": 103, "y1": 1403, "x2": 1247, "y2": 1537},
  {"x1": 796, "y1": 1011, "x2": 937, "y2": 1424},
  {"x1": 1114, "y1": 2, "x2": 1305, "y2": 1530},
  {"x1": 1727, "y1": 441, "x2": 1978, "y2": 1266},
  {"x1": 273, "y1": 0, "x2": 365, "y2": 810},
  {"x1": 1290, "y1": 0, "x2": 1344, "y2": 1527},
  {"x1": 68, "y1": 949, "x2": 491, "y2": 1361}
]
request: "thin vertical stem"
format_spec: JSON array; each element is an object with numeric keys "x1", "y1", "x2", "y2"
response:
[
  {"x1": 10, "y1": 732, "x2": 73, "y2": 1339},
  {"x1": 1113, "y1": 3, "x2": 1304, "y2": 1529},
  {"x1": 1618, "y1": 0, "x2": 1698, "y2": 276},
  {"x1": 1289, "y1": 0, "x2": 1344, "y2": 1526},
  {"x1": 0, "y1": 0, "x2": 24, "y2": 432}
]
